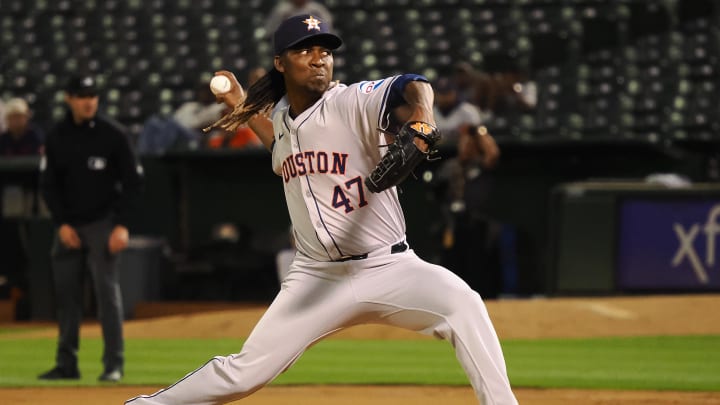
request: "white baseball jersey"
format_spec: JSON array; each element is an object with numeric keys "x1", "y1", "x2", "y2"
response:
[
  {"x1": 126, "y1": 75, "x2": 518, "y2": 405},
  {"x1": 271, "y1": 77, "x2": 406, "y2": 261}
]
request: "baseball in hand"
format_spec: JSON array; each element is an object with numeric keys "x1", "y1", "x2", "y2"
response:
[{"x1": 210, "y1": 75, "x2": 232, "y2": 95}]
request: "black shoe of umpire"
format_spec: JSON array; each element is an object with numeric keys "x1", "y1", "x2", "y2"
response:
[
  {"x1": 98, "y1": 368, "x2": 123, "y2": 382},
  {"x1": 38, "y1": 366, "x2": 81, "y2": 380}
]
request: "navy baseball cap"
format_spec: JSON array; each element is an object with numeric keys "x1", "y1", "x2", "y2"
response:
[
  {"x1": 273, "y1": 14, "x2": 342, "y2": 55},
  {"x1": 65, "y1": 74, "x2": 99, "y2": 97}
]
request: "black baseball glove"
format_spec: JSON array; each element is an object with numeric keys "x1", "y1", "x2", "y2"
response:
[{"x1": 365, "y1": 121, "x2": 442, "y2": 193}]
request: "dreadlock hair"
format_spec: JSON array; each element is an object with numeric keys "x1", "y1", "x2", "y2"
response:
[{"x1": 204, "y1": 68, "x2": 286, "y2": 132}]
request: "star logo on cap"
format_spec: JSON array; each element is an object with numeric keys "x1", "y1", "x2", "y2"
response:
[{"x1": 303, "y1": 16, "x2": 321, "y2": 31}]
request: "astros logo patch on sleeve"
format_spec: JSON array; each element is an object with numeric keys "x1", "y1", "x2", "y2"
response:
[{"x1": 358, "y1": 79, "x2": 385, "y2": 94}]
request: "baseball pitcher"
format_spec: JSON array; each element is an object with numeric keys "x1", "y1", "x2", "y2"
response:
[{"x1": 126, "y1": 14, "x2": 517, "y2": 405}]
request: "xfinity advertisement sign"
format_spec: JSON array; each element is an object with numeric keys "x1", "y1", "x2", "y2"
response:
[{"x1": 617, "y1": 199, "x2": 720, "y2": 290}]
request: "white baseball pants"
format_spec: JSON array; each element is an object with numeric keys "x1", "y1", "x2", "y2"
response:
[{"x1": 125, "y1": 248, "x2": 518, "y2": 405}]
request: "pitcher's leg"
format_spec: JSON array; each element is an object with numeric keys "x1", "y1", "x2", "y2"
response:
[
  {"x1": 356, "y1": 252, "x2": 517, "y2": 405},
  {"x1": 126, "y1": 263, "x2": 359, "y2": 405}
]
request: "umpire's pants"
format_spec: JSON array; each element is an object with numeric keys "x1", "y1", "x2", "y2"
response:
[{"x1": 51, "y1": 218, "x2": 124, "y2": 372}]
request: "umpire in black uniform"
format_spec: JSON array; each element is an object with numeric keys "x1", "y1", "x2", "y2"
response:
[{"x1": 38, "y1": 74, "x2": 143, "y2": 382}]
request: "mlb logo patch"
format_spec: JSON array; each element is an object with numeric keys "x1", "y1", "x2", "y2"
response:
[{"x1": 88, "y1": 157, "x2": 107, "y2": 170}]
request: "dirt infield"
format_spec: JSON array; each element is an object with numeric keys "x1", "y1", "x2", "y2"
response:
[
  {"x1": 3, "y1": 294, "x2": 720, "y2": 404},
  {"x1": 2, "y1": 386, "x2": 720, "y2": 405}
]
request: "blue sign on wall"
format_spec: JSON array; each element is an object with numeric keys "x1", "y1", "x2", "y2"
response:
[{"x1": 617, "y1": 199, "x2": 720, "y2": 290}]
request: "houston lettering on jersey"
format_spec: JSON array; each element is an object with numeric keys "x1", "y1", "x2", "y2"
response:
[{"x1": 282, "y1": 151, "x2": 349, "y2": 183}]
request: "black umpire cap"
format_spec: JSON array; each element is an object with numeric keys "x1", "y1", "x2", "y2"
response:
[
  {"x1": 65, "y1": 74, "x2": 99, "y2": 97},
  {"x1": 273, "y1": 14, "x2": 342, "y2": 55}
]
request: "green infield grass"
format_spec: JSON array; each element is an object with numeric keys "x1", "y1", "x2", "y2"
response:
[{"x1": 0, "y1": 335, "x2": 718, "y2": 391}]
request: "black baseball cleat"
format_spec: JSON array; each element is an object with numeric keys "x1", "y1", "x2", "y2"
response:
[
  {"x1": 38, "y1": 366, "x2": 81, "y2": 380},
  {"x1": 98, "y1": 368, "x2": 123, "y2": 382}
]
